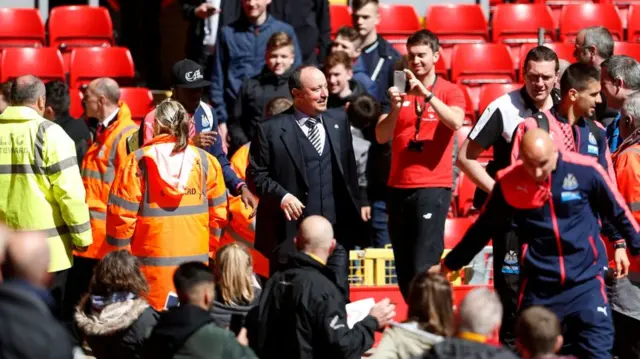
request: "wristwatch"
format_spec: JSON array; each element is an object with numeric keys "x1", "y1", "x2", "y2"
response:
[{"x1": 425, "y1": 93, "x2": 434, "y2": 103}]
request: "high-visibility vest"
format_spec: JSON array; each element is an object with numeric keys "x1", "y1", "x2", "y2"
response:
[
  {"x1": 220, "y1": 143, "x2": 269, "y2": 277},
  {"x1": 106, "y1": 134, "x2": 228, "y2": 309},
  {"x1": 0, "y1": 106, "x2": 92, "y2": 272},
  {"x1": 79, "y1": 102, "x2": 138, "y2": 259}
]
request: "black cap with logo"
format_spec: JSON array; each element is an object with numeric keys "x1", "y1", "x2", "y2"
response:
[{"x1": 171, "y1": 59, "x2": 211, "y2": 88}]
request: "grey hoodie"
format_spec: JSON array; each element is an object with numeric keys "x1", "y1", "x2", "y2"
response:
[{"x1": 372, "y1": 321, "x2": 444, "y2": 359}]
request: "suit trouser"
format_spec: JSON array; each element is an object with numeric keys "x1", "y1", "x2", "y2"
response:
[
  {"x1": 520, "y1": 277, "x2": 613, "y2": 359},
  {"x1": 387, "y1": 187, "x2": 451, "y2": 300}
]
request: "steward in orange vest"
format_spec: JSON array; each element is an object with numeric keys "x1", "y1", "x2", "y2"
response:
[{"x1": 106, "y1": 100, "x2": 228, "y2": 310}]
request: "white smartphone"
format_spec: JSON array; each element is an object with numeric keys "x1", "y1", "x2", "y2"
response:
[{"x1": 393, "y1": 70, "x2": 407, "y2": 92}]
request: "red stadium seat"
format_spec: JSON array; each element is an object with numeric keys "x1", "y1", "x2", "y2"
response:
[
  {"x1": 69, "y1": 47, "x2": 135, "y2": 90},
  {"x1": 424, "y1": 5, "x2": 488, "y2": 69},
  {"x1": 629, "y1": 6, "x2": 640, "y2": 43},
  {"x1": 534, "y1": 0, "x2": 593, "y2": 26},
  {"x1": 0, "y1": 8, "x2": 45, "y2": 48},
  {"x1": 49, "y1": 6, "x2": 114, "y2": 49},
  {"x1": 611, "y1": 0, "x2": 640, "y2": 28},
  {"x1": 559, "y1": 4, "x2": 623, "y2": 43},
  {"x1": 69, "y1": 88, "x2": 84, "y2": 119},
  {"x1": 451, "y1": 44, "x2": 515, "y2": 113},
  {"x1": 377, "y1": 4, "x2": 421, "y2": 35},
  {"x1": 330, "y1": 5, "x2": 351, "y2": 36},
  {"x1": 0, "y1": 48, "x2": 65, "y2": 82},
  {"x1": 478, "y1": 84, "x2": 522, "y2": 115},
  {"x1": 444, "y1": 217, "x2": 475, "y2": 248},
  {"x1": 518, "y1": 42, "x2": 575, "y2": 80},
  {"x1": 492, "y1": 4, "x2": 556, "y2": 69},
  {"x1": 460, "y1": 86, "x2": 476, "y2": 125},
  {"x1": 614, "y1": 42, "x2": 640, "y2": 60},
  {"x1": 119, "y1": 87, "x2": 155, "y2": 124}
]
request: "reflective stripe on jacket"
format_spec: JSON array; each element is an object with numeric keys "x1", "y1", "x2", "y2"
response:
[
  {"x1": 106, "y1": 134, "x2": 228, "y2": 309},
  {"x1": 79, "y1": 102, "x2": 138, "y2": 259},
  {"x1": 220, "y1": 143, "x2": 269, "y2": 277},
  {"x1": 0, "y1": 106, "x2": 92, "y2": 272}
]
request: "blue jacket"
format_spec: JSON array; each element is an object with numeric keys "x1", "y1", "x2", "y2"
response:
[
  {"x1": 352, "y1": 57, "x2": 377, "y2": 98},
  {"x1": 210, "y1": 14, "x2": 302, "y2": 124},
  {"x1": 444, "y1": 152, "x2": 640, "y2": 287},
  {"x1": 359, "y1": 36, "x2": 400, "y2": 102}
]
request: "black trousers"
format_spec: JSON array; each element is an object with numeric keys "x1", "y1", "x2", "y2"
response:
[
  {"x1": 613, "y1": 311, "x2": 640, "y2": 359},
  {"x1": 50, "y1": 269, "x2": 69, "y2": 321},
  {"x1": 387, "y1": 187, "x2": 451, "y2": 300},
  {"x1": 64, "y1": 256, "x2": 99, "y2": 342},
  {"x1": 492, "y1": 227, "x2": 521, "y2": 350}
]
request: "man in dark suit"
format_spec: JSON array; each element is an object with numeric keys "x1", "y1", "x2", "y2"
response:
[{"x1": 247, "y1": 65, "x2": 362, "y2": 298}]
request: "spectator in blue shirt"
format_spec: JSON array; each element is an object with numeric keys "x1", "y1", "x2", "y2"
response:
[
  {"x1": 330, "y1": 27, "x2": 377, "y2": 98},
  {"x1": 210, "y1": 0, "x2": 302, "y2": 148}
]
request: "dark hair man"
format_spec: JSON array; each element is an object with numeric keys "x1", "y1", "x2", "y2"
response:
[
  {"x1": 456, "y1": 46, "x2": 560, "y2": 348},
  {"x1": 441, "y1": 129, "x2": 640, "y2": 358},
  {"x1": 144, "y1": 262, "x2": 257, "y2": 359},
  {"x1": 247, "y1": 66, "x2": 364, "y2": 299},
  {"x1": 325, "y1": 51, "x2": 366, "y2": 109},
  {"x1": 376, "y1": 29, "x2": 466, "y2": 300}
]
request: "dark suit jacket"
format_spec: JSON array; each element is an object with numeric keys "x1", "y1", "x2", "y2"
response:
[{"x1": 247, "y1": 106, "x2": 362, "y2": 259}]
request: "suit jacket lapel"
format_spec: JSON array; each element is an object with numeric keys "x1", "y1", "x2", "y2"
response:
[
  {"x1": 322, "y1": 113, "x2": 345, "y2": 177},
  {"x1": 280, "y1": 115, "x2": 309, "y2": 187}
]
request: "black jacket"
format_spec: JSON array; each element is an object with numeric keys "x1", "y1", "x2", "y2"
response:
[
  {"x1": 247, "y1": 107, "x2": 363, "y2": 260},
  {"x1": 420, "y1": 338, "x2": 519, "y2": 359},
  {"x1": 75, "y1": 297, "x2": 158, "y2": 359},
  {"x1": 252, "y1": 251, "x2": 378, "y2": 359},
  {"x1": 229, "y1": 66, "x2": 293, "y2": 152},
  {"x1": 55, "y1": 113, "x2": 91, "y2": 166},
  {"x1": 327, "y1": 79, "x2": 367, "y2": 109},
  {"x1": 144, "y1": 304, "x2": 256, "y2": 359},
  {"x1": 270, "y1": 0, "x2": 330, "y2": 65},
  {"x1": 210, "y1": 286, "x2": 262, "y2": 334},
  {"x1": 0, "y1": 281, "x2": 75, "y2": 359},
  {"x1": 363, "y1": 125, "x2": 391, "y2": 202},
  {"x1": 180, "y1": 0, "x2": 242, "y2": 61}
]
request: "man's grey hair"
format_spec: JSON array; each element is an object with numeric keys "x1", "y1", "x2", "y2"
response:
[
  {"x1": 583, "y1": 26, "x2": 614, "y2": 60},
  {"x1": 602, "y1": 55, "x2": 640, "y2": 92},
  {"x1": 10, "y1": 75, "x2": 45, "y2": 106},
  {"x1": 458, "y1": 287, "x2": 503, "y2": 336},
  {"x1": 622, "y1": 92, "x2": 640, "y2": 128},
  {"x1": 93, "y1": 78, "x2": 121, "y2": 104}
]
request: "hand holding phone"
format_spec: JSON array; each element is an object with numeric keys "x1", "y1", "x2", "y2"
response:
[{"x1": 393, "y1": 70, "x2": 407, "y2": 93}]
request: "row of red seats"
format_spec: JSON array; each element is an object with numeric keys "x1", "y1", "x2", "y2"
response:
[
  {"x1": 331, "y1": 3, "x2": 640, "y2": 44},
  {"x1": 67, "y1": 87, "x2": 154, "y2": 123}
]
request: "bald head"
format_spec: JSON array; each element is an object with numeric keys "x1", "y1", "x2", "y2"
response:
[
  {"x1": 2, "y1": 231, "x2": 50, "y2": 287},
  {"x1": 10, "y1": 75, "x2": 45, "y2": 109},
  {"x1": 520, "y1": 129, "x2": 558, "y2": 182},
  {"x1": 89, "y1": 78, "x2": 120, "y2": 104},
  {"x1": 296, "y1": 216, "x2": 335, "y2": 255}
]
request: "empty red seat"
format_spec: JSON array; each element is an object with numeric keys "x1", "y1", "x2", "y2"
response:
[
  {"x1": 0, "y1": 48, "x2": 65, "y2": 82},
  {"x1": 330, "y1": 5, "x2": 351, "y2": 36},
  {"x1": 460, "y1": 86, "x2": 476, "y2": 125},
  {"x1": 518, "y1": 42, "x2": 574, "y2": 80},
  {"x1": 492, "y1": 4, "x2": 556, "y2": 69},
  {"x1": 629, "y1": 6, "x2": 640, "y2": 42},
  {"x1": 614, "y1": 42, "x2": 640, "y2": 60},
  {"x1": 69, "y1": 47, "x2": 135, "y2": 90},
  {"x1": 119, "y1": 87, "x2": 155, "y2": 123},
  {"x1": 444, "y1": 217, "x2": 474, "y2": 248},
  {"x1": 49, "y1": 6, "x2": 114, "y2": 49},
  {"x1": 377, "y1": 4, "x2": 421, "y2": 35},
  {"x1": 478, "y1": 84, "x2": 522, "y2": 115},
  {"x1": 425, "y1": 5, "x2": 488, "y2": 69},
  {"x1": 0, "y1": 8, "x2": 45, "y2": 48},
  {"x1": 69, "y1": 88, "x2": 84, "y2": 118},
  {"x1": 534, "y1": 0, "x2": 592, "y2": 25},
  {"x1": 559, "y1": 4, "x2": 623, "y2": 42}
]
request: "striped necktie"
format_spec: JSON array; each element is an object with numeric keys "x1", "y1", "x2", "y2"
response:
[{"x1": 305, "y1": 117, "x2": 322, "y2": 155}]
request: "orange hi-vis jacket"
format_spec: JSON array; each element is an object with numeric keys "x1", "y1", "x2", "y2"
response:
[
  {"x1": 106, "y1": 135, "x2": 228, "y2": 310},
  {"x1": 607, "y1": 143, "x2": 640, "y2": 274},
  {"x1": 220, "y1": 143, "x2": 269, "y2": 277},
  {"x1": 79, "y1": 102, "x2": 138, "y2": 259}
]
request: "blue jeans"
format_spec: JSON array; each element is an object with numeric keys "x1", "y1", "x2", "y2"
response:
[{"x1": 370, "y1": 200, "x2": 391, "y2": 248}]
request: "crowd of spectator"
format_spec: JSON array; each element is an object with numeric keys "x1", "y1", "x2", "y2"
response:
[{"x1": 3, "y1": 0, "x2": 640, "y2": 358}]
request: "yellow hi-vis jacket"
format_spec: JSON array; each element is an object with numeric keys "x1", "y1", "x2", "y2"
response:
[{"x1": 0, "y1": 106, "x2": 92, "y2": 272}]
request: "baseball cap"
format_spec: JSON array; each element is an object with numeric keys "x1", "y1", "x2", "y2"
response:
[{"x1": 171, "y1": 59, "x2": 211, "y2": 88}]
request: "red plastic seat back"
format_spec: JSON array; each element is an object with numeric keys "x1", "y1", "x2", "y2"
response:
[
  {"x1": 377, "y1": 4, "x2": 421, "y2": 35},
  {"x1": 614, "y1": 42, "x2": 640, "y2": 61},
  {"x1": 628, "y1": 6, "x2": 640, "y2": 43},
  {"x1": 330, "y1": 5, "x2": 351, "y2": 36},
  {"x1": 478, "y1": 84, "x2": 522, "y2": 115},
  {"x1": 69, "y1": 88, "x2": 84, "y2": 119},
  {"x1": 444, "y1": 217, "x2": 475, "y2": 248},
  {"x1": 49, "y1": 6, "x2": 114, "y2": 49},
  {"x1": 0, "y1": 8, "x2": 45, "y2": 48},
  {"x1": 460, "y1": 86, "x2": 476, "y2": 125},
  {"x1": 0, "y1": 48, "x2": 65, "y2": 82},
  {"x1": 451, "y1": 44, "x2": 515, "y2": 85},
  {"x1": 69, "y1": 47, "x2": 135, "y2": 90},
  {"x1": 119, "y1": 87, "x2": 155, "y2": 124},
  {"x1": 534, "y1": 0, "x2": 593, "y2": 25},
  {"x1": 559, "y1": 4, "x2": 623, "y2": 43}
]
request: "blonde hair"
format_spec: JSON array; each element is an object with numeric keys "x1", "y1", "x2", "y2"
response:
[
  {"x1": 154, "y1": 99, "x2": 189, "y2": 154},
  {"x1": 215, "y1": 243, "x2": 255, "y2": 306}
]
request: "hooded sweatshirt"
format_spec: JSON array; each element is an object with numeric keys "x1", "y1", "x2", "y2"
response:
[
  {"x1": 143, "y1": 304, "x2": 257, "y2": 359},
  {"x1": 372, "y1": 321, "x2": 443, "y2": 359}
]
